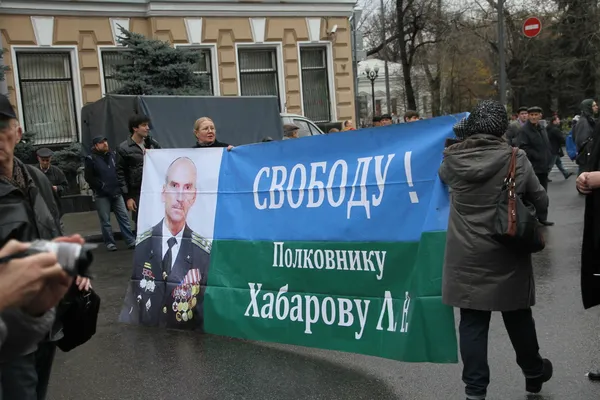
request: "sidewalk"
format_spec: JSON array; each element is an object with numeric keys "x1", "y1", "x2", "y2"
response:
[{"x1": 62, "y1": 211, "x2": 125, "y2": 243}]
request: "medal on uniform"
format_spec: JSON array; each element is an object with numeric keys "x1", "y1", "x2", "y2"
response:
[
  {"x1": 176, "y1": 312, "x2": 182, "y2": 322},
  {"x1": 145, "y1": 298, "x2": 151, "y2": 311}
]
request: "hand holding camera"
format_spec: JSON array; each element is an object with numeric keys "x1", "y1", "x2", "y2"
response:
[{"x1": 0, "y1": 235, "x2": 96, "y2": 316}]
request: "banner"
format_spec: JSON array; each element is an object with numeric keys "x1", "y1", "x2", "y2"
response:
[{"x1": 119, "y1": 114, "x2": 467, "y2": 363}]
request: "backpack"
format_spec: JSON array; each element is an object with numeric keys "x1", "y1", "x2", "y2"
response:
[{"x1": 566, "y1": 131, "x2": 577, "y2": 161}]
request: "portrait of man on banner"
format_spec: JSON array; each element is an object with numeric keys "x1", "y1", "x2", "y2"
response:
[{"x1": 120, "y1": 156, "x2": 212, "y2": 331}]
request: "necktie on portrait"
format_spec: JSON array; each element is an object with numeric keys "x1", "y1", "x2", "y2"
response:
[{"x1": 162, "y1": 237, "x2": 177, "y2": 277}]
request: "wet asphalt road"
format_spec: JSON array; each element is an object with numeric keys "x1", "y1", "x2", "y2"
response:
[{"x1": 48, "y1": 168, "x2": 599, "y2": 400}]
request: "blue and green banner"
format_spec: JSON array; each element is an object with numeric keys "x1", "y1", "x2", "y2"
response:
[{"x1": 119, "y1": 114, "x2": 466, "y2": 363}]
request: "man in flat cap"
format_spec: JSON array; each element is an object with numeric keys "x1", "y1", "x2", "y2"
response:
[
  {"x1": 282, "y1": 124, "x2": 300, "y2": 140},
  {"x1": 380, "y1": 114, "x2": 393, "y2": 126},
  {"x1": 505, "y1": 106, "x2": 528, "y2": 146},
  {"x1": 516, "y1": 106, "x2": 554, "y2": 226},
  {"x1": 34, "y1": 147, "x2": 68, "y2": 225}
]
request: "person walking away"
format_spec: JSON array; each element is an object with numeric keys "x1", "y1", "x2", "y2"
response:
[
  {"x1": 85, "y1": 136, "x2": 136, "y2": 251},
  {"x1": 505, "y1": 106, "x2": 528, "y2": 146},
  {"x1": 34, "y1": 148, "x2": 69, "y2": 229},
  {"x1": 116, "y1": 114, "x2": 161, "y2": 231},
  {"x1": 440, "y1": 100, "x2": 553, "y2": 400},
  {"x1": 573, "y1": 99, "x2": 598, "y2": 175},
  {"x1": 546, "y1": 115, "x2": 573, "y2": 180},
  {"x1": 516, "y1": 106, "x2": 555, "y2": 226},
  {"x1": 0, "y1": 93, "x2": 91, "y2": 400}
]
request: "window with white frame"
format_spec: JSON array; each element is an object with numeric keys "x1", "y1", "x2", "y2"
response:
[
  {"x1": 178, "y1": 47, "x2": 214, "y2": 95},
  {"x1": 15, "y1": 52, "x2": 78, "y2": 144},
  {"x1": 101, "y1": 50, "x2": 132, "y2": 94},
  {"x1": 300, "y1": 47, "x2": 331, "y2": 123},
  {"x1": 238, "y1": 48, "x2": 280, "y2": 107}
]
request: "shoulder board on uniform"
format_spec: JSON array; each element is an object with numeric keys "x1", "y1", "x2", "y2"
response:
[
  {"x1": 136, "y1": 228, "x2": 153, "y2": 245},
  {"x1": 191, "y1": 231, "x2": 212, "y2": 254}
]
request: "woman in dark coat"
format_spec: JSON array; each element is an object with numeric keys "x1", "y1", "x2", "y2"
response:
[
  {"x1": 576, "y1": 122, "x2": 600, "y2": 380},
  {"x1": 439, "y1": 100, "x2": 553, "y2": 400}
]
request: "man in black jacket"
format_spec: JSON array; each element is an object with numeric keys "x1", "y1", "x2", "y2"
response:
[
  {"x1": 116, "y1": 114, "x2": 161, "y2": 230},
  {"x1": 85, "y1": 136, "x2": 136, "y2": 251},
  {"x1": 0, "y1": 94, "x2": 91, "y2": 400},
  {"x1": 516, "y1": 106, "x2": 554, "y2": 226}
]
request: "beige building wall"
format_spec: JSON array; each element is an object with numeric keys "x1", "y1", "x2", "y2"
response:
[{"x1": 0, "y1": 14, "x2": 354, "y2": 126}]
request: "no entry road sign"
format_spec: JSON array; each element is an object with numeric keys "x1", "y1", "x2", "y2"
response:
[{"x1": 523, "y1": 17, "x2": 542, "y2": 38}]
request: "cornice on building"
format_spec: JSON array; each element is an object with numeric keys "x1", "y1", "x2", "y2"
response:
[{"x1": 0, "y1": 0, "x2": 356, "y2": 17}]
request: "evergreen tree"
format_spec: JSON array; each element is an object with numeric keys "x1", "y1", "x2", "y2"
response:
[
  {"x1": 14, "y1": 131, "x2": 37, "y2": 163},
  {"x1": 112, "y1": 26, "x2": 210, "y2": 95}
]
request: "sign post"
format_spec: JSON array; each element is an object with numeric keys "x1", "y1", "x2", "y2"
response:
[{"x1": 523, "y1": 17, "x2": 542, "y2": 38}]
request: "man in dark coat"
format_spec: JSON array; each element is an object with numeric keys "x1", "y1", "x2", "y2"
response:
[
  {"x1": 0, "y1": 94, "x2": 90, "y2": 400},
  {"x1": 34, "y1": 147, "x2": 69, "y2": 220},
  {"x1": 546, "y1": 115, "x2": 572, "y2": 180},
  {"x1": 576, "y1": 122, "x2": 600, "y2": 380},
  {"x1": 505, "y1": 106, "x2": 528, "y2": 145},
  {"x1": 119, "y1": 157, "x2": 211, "y2": 331},
  {"x1": 516, "y1": 106, "x2": 554, "y2": 226},
  {"x1": 116, "y1": 114, "x2": 161, "y2": 230}
]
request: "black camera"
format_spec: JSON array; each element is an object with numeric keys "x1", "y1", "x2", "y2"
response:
[{"x1": 27, "y1": 240, "x2": 97, "y2": 277}]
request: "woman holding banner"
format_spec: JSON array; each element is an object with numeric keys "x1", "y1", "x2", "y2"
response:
[
  {"x1": 439, "y1": 100, "x2": 553, "y2": 400},
  {"x1": 192, "y1": 117, "x2": 234, "y2": 151}
]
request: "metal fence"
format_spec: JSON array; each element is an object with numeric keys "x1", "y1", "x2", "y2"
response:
[{"x1": 15, "y1": 52, "x2": 78, "y2": 144}]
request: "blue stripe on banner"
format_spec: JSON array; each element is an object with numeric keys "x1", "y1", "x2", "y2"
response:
[{"x1": 213, "y1": 114, "x2": 466, "y2": 242}]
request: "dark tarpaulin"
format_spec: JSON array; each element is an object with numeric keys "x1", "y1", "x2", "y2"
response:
[
  {"x1": 81, "y1": 95, "x2": 139, "y2": 153},
  {"x1": 139, "y1": 95, "x2": 283, "y2": 147},
  {"x1": 81, "y1": 95, "x2": 283, "y2": 153}
]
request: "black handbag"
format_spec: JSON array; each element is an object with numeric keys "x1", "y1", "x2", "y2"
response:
[
  {"x1": 492, "y1": 147, "x2": 545, "y2": 253},
  {"x1": 56, "y1": 287, "x2": 101, "y2": 352}
]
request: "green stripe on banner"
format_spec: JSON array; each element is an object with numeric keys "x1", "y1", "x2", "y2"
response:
[{"x1": 203, "y1": 232, "x2": 457, "y2": 363}]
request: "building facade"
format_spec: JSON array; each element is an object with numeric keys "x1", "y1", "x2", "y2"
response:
[
  {"x1": 357, "y1": 59, "x2": 431, "y2": 125},
  {"x1": 0, "y1": 0, "x2": 356, "y2": 144}
]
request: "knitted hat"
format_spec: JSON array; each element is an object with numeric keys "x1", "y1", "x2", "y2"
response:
[
  {"x1": 464, "y1": 100, "x2": 508, "y2": 138},
  {"x1": 452, "y1": 117, "x2": 469, "y2": 140}
]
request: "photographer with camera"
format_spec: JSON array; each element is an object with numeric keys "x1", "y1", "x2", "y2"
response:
[
  {"x1": 0, "y1": 240, "x2": 72, "y2": 363},
  {"x1": 0, "y1": 94, "x2": 92, "y2": 400}
]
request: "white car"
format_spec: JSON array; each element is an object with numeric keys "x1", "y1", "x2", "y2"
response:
[{"x1": 280, "y1": 113, "x2": 325, "y2": 138}]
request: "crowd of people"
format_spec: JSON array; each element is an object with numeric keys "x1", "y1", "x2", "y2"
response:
[{"x1": 441, "y1": 99, "x2": 600, "y2": 400}]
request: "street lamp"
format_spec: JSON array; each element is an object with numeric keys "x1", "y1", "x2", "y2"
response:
[{"x1": 365, "y1": 65, "x2": 379, "y2": 118}]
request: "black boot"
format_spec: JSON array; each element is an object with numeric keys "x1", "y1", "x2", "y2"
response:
[
  {"x1": 586, "y1": 369, "x2": 600, "y2": 381},
  {"x1": 526, "y1": 358, "x2": 553, "y2": 393}
]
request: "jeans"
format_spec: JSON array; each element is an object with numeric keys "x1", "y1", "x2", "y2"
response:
[
  {"x1": 1, "y1": 341, "x2": 57, "y2": 400},
  {"x1": 459, "y1": 308, "x2": 544, "y2": 400},
  {"x1": 549, "y1": 155, "x2": 570, "y2": 178},
  {"x1": 95, "y1": 194, "x2": 136, "y2": 247}
]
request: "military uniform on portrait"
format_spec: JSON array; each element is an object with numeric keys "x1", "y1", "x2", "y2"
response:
[{"x1": 120, "y1": 219, "x2": 211, "y2": 331}]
